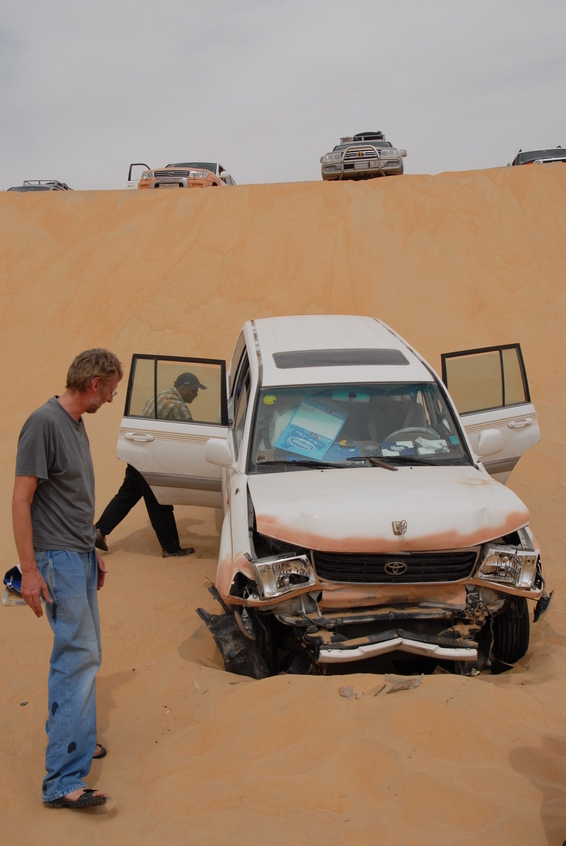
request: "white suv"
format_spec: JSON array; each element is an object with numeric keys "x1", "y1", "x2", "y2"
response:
[
  {"x1": 320, "y1": 131, "x2": 407, "y2": 180},
  {"x1": 118, "y1": 315, "x2": 550, "y2": 677}
]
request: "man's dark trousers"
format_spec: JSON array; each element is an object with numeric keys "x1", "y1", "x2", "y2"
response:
[{"x1": 96, "y1": 464, "x2": 180, "y2": 553}]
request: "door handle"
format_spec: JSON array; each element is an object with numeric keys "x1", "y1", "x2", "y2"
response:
[
  {"x1": 123, "y1": 432, "x2": 155, "y2": 442},
  {"x1": 507, "y1": 419, "x2": 532, "y2": 429}
]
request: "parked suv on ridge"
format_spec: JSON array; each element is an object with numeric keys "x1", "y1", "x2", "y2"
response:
[
  {"x1": 7, "y1": 180, "x2": 72, "y2": 192},
  {"x1": 117, "y1": 315, "x2": 550, "y2": 677},
  {"x1": 510, "y1": 147, "x2": 566, "y2": 166},
  {"x1": 321, "y1": 131, "x2": 407, "y2": 180},
  {"x1": 127, "y1": 161, "x2": 236, "y2": 189}
]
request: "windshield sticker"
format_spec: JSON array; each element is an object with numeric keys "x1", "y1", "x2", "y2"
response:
[
  {"x1": 325, "y1": 440, "x2": 361, "y2": 460},
  {"x1": 381, "y1": 438, "x2": 450, "y2": 457},
  {"x1": 414, "y1": 438, "x2": 450, "y2": 455},
  {"x1": 274, "y1": 398, "x2": 347, "y2": 460},
  {"x1": 381, "y1": 441, "x2": 416, "y2": 457},
  {"x1": 263, "y1": 395, "x2": 277, "y2": 406}
]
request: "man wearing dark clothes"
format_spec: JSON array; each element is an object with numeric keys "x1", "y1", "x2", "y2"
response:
[
  {"x1": 95, "y1": 464, "x2": 194, "y2": 558},
  {"x1": 94, "y1": 371, "x2": 205, "y2": 557}
]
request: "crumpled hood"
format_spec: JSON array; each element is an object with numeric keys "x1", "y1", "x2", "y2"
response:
[{"x1": 247, "y1": 465, "x2": 530, "y2": 553}]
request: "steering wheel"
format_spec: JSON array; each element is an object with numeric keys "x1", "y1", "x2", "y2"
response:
[{"x1": 384, "y1": 427, "x2": 439, "y2": 441}]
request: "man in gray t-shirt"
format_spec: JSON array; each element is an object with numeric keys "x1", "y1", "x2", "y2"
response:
[
  {"x1": 16, "y1": 397, "x2": 96, "y2": 551},
  {"x1": 12, "y1": 349, "x2": 122, "y2": 809}
]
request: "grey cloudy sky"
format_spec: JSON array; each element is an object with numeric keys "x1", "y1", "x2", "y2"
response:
[{"x1": 1, "y1": 0, "x2": 564, "y2": 190}]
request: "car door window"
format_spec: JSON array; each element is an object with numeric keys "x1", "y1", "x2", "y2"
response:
[
  {"x1": 441, "y1": 344, "x2": 530, "y2": 414},
  {"x1": 228, "y1": 331, "x2": 246, "y2": 397},
  {"x1": 126, "y1": 355, "x2": 228, "y2": 425},
  {"x1": 231, "y1": 352, "x2": 251, "y2": 458},
  {"x1": 118, "y1": 354, "x2": 229, "y2": 508},
  {"x1": 441, "y1": 344, "x2": 538, "y2": 483}
]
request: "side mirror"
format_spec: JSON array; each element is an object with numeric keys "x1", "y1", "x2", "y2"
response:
[
  {"x1": 205, "y1": 438, "x2": 234, "y2": 467},
  {"x1": 476, "y1": 428, "x2": 503, "y2": 458},
  {"x1": 400, "y1": 149, "x2": 407, "y2": 158},
  {"x1": 220, "y1": 172, "x2": 231, "y2": 180}
]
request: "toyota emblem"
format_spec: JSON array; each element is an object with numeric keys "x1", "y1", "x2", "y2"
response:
[{"x1": 384, "y1": 561, "x2": 408, "y2": 576}]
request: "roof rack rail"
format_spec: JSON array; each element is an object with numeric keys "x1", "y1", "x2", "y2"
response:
[{"x1": 22, "y1": 179, "x2": 71, "y2": 190}]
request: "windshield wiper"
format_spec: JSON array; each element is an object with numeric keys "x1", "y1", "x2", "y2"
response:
[
  {"x1": 256, "y1": 458, "x2": 345, "y2": 469},
  {"x1": 346, "y1": 456, "x2": 398, "y2": 471},
  {"x1": 383, "y1": 455, "x2": 439, "y2": 466}
]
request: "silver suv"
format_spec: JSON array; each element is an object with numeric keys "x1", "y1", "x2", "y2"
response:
[
  {"x1": 7, "y1": 180, "x2": 72, "y2": 192},
  {"x1": 510, "y1": 147, "x2": 566, "y2": 166},
  {"x1": 321, "y1": 131, "x2": 407, "y2": 181}
]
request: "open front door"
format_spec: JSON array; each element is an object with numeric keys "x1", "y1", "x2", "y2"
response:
[
  {"x1": 441, "y1": 344, "x2": 539, "y2": 483},
  {"x1": 127, "y1": 163, "x2": 150, "y2": 188},
  {"x1": 117, "y1": 355, "x2": 229, "y2": 507}
]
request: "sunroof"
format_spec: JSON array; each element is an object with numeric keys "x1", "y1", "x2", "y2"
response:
[{"x1": 272, "y1": 349, "x2": 409, "y2": 368}]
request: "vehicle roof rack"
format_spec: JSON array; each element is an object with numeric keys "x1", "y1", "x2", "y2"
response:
[{"x1": 23, "y1": 180, "x2": 71, "y2": 190}]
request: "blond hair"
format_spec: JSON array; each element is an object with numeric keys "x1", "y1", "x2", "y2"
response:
[{"x1": 66, "y1": 349, "x2": 123, "y2": 393}]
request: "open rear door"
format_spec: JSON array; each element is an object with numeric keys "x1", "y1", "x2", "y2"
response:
[
  {"x1": 117, "y1": 355, "x2": 229, "y2": 506},
  {"x1": 441, "y1": 344, "x2": 539, "y2": 483}
]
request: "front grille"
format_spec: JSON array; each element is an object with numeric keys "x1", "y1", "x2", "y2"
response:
[
  {"x1": 154, "y1": 170, "x2": 189, "y2": 178},
  {"x1": 343, "y1": 146, "x2": 380, "y2": 162},
  {"x1": 313, "y1": 550, "x2": 477, "y2": 584}
]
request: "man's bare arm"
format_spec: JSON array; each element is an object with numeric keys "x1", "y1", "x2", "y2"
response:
[{"x1": 12, "y1": 476, "x2": 52, "y2": 617}]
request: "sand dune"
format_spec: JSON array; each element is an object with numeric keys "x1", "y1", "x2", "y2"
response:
[{"x1": 1, "y1": 165, "x2": 565, "y2": 844}]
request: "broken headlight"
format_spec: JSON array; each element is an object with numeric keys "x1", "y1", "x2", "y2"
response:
[
  {"x1": 250, "y1": 553, "x2": 317, "y2": 600},
  {"x1": 476, "y1": 546, "x2": 538, "y2": 589}
]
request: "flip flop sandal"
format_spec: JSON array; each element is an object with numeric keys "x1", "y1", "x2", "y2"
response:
[
  {"x1": 46, "y1": 788, "x2": 107, "y2": 808},
  {"x1": 93, "y1": 743, "x2": 107, "y2": 759}
]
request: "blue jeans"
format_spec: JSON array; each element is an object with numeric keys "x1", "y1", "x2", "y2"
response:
[{"x1": 36, "y1": 549, "x2": 101, "y2": 803}]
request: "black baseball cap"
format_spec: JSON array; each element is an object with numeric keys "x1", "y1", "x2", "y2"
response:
[{"x1": 174, "y1": 372, "x2": 207, "y2": 390}]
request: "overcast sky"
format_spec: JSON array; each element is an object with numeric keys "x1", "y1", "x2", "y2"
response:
[{"x1": 1, "y1": 0, "x2": 565, "y2": 190}]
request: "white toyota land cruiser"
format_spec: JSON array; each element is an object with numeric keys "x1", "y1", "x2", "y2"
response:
[
  {"x1": 117, "y1": 315, "x2": 551, "y2": 677},
  {"x1": 320, "y1": 131, "x2": 407, "y2": 180}
]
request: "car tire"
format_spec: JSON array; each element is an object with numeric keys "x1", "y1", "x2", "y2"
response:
[{"x1": 492, "y1": 597, "x2": 530, "y2": 664}]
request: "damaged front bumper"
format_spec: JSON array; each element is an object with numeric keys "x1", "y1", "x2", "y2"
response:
[
  {"x1": 274, "y1": 580, "x2": 551, "y2": 666},
  {"x1": 201, "y1": 536, "x2": 552, "y2": 676},
  {"x1": 276, "y1": 595, "x2": 485, "y2": 664},
  {"x1": 316, "y1": 631, "x2": 478, "y2": 663}
]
